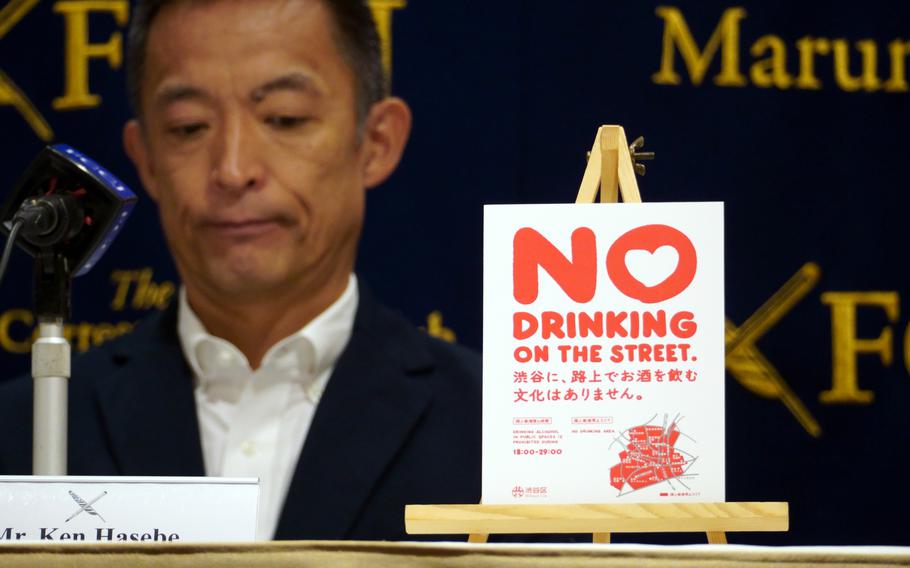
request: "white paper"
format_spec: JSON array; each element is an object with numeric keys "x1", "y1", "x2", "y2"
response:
[
  {"x1": 0, "y1": 476, "x2": 258, "y2": 543},
  {"x1": 483, "y1": 203, "x2": 725, "y2": 503}
]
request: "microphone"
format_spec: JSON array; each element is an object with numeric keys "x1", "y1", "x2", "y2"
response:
[
  {"x1": 0, "y1": 144, "x2": 138, "y2": 476},
  {"x1": 14, "y1": 193, "x2": 84, "y2": 248},
  {"x1": 0, "y1": 144, "x2": 137, "y2": 282}
]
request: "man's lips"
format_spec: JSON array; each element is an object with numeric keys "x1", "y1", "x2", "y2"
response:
[{"x1": 204, "y1": 218, "x2": 285, "y2": 238}]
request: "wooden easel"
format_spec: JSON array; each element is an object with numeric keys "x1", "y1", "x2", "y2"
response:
[
  {"x1": 404, "y1": 126, "x2": 789, "y2": 544},
  {"x1": 575, "y1": 124, "x2": 642, "y2": 205}
]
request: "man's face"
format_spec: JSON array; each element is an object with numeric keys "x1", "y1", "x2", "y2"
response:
[{"x1": 126, "y1": 0, "x2": 371, "y2": 301}]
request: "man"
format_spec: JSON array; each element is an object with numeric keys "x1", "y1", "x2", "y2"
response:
[{"x1": 0, "y1": 0, "x2": 481, "y2": 541}]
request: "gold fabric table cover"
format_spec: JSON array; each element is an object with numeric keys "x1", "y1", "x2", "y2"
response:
[{"x1": 0, "y1": 541, "x2": 909, "y2": 568}]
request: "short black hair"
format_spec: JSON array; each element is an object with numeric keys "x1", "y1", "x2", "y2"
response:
[{"x1": 126, "y1": 0, "x2": 387, "y2": 122}]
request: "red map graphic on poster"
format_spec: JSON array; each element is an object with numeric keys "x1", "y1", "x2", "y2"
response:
[{"x1": 610, "y1": 417, "x2": 694, "y2": 495}]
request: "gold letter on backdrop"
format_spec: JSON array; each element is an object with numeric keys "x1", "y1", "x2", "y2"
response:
[
  {"x1": 0, "y1": 308, "x2": 34, "y2": 354},
  {"x1": 832, "y1": 39, "x2": 882, "y2": 92},
  {"x1": 652, "y1": 6, "x2": 747, "y2": 87},
  {"x1": 109, "y1": 268, "x2": 174, "y2": 311},
  {"x1": 795, "y1": 37, "x2": 831, "y2": 90},
  {"x1": 368, "y1": 0, "x2": 406, "y2": 76},
  {"x1": 884, "y1": 40, "x2": 910, "y2": 92},
  {"x1": 0, "y1": 0, "x2": 54, "y2": 140},
  {"x1": 425, "y1": 311, "x2": 456, "y2": 343},
  {"x1": 725, "y1": 263, "x2": 822, "y2": 437},
  {"x1": 750, "y1": 35, "x2": 793, "y2": 89},
  {"x1": 820, "y1": 292, "x2": 899, "y2": 404},
  {"x1": 52, "y1": 0, "x2": 129, "y2": 110}
]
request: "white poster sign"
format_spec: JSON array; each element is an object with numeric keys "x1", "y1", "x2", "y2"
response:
[
  {"x1": 483, "y1": 203, "x2": 724, "y2": 504},
  {"x1": 0, "y1": 476, "x2": 258, "y2": 543}
]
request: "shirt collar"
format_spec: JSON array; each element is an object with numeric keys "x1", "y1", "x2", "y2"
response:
[{"x1": 177, "y1": 275, "x2": 359, "y2": 399}]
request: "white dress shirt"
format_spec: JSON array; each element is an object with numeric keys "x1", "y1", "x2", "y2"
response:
[{"x1": 177, "y1": 275, "x2": 358, "y2": 540}]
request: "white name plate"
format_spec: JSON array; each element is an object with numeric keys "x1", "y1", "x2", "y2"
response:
[{"x1": 0, "y1": 476, "x2": 259, "y2": 543}]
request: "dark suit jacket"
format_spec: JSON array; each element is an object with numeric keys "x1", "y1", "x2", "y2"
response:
[{"x1": 0, "y1": 286, "x2": 482, "y2": 540}]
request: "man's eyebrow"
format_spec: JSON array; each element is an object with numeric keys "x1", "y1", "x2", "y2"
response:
[
  {"x1": 154, "y1": 84, "x2": 211, "y2": 108},
  {"x1": 249, "y1": 73, "x2": 319, "y2": 103}
]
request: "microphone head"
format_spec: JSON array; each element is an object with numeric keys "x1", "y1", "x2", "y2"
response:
[
  {"x1": 0, "y1": 145, "x2": 138, "y2": 277},
  {"x1": 15, "y1": 193, "x2": 84, "y2": 247}
]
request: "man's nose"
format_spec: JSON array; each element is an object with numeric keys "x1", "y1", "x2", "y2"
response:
[{"x1": 211, "y1": 115, "x2": 265, "y2": 193}]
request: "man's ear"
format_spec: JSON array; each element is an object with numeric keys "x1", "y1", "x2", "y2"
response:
[
  {"x1": 123, "y1": 119, "x2": 160, "y2": 202},
  {"x1": 361, "y1": 97, "x2": 412, "y2": 189}
]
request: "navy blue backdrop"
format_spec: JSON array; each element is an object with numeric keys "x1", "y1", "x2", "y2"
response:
[{"x1": 0, "y1": 0, "x2": 907, "y2": 545}]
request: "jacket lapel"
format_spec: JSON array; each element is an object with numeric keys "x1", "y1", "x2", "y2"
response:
[
  {"x1": 93, "y1": 305, "x2": 205, "y2": 476},
  {"x1": 274, "y1": 288, "x2": 434, "y2": 539}
]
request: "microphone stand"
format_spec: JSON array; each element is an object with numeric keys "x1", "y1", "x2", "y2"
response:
[
  {"x1": 31, "y1": 250, "x2": 71, "y2": 475},
  {"x1": 1, "y1": 144, "x2": 138, "y2": 476}
]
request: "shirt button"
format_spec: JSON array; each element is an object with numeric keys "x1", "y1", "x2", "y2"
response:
[{"x1": 240, "y1": 441, "x2": 255, "y2": 457}]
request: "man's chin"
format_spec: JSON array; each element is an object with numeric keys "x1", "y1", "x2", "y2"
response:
[{"x1": 202, "y1": 263, "x2": 294, "y2": 300}]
